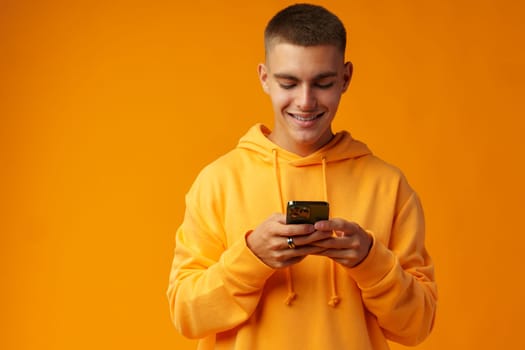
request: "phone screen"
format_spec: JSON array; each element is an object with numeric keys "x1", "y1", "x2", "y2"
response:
[{"x1": 286, "y1": 201, "x2": 329, "y2": 224}]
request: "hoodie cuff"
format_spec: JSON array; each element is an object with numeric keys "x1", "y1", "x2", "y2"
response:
[
  {"x1": 220, "y1": 231, "x2": 275, "y2": 289},
  {"x1": 347, "y1": 234, "x2": 396, "y2": 289}
]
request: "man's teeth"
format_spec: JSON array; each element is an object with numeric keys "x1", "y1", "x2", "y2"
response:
[{"x1": 292, "y1": 114, "x2": 320, "y2": 121}]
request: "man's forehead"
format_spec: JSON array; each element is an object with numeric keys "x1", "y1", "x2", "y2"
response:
[
  {"x1": 273, "y1": 71, "x2": 338, "y2": 81},
  {"x1": 266, "y1": 43, "x2": 344, "y2": 78}
]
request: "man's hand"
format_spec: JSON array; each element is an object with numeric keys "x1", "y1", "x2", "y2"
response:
[
  {"x1": 311, "y1": 218, "x2": 373, "y2": 268},
  {"x1": 246, "y1": 213, "x2": 333, "y2": 269}
]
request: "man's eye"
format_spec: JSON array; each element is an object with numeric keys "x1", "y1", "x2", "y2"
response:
[
  {"x1": 279, "y1": 83, "x2": 296, "y2": 90},
  {"x1": 316, "y1": 82, "x2": 335, "y2": 89}
]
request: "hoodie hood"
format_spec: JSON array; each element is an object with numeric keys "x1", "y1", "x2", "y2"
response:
[{"x1": 237, "y1": 124, "x2": 372, "y2": 166}]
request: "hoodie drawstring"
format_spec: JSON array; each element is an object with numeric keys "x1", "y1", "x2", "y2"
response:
[
  {"x1": 322, "y1": 157, "x2": 328, "y2": 202},
  {"x1": 272, "y1": 149, "x2": 284, "y2": 214},
  {"x1": 273, "y1": 149, "x2": 297, "y2": 305},
  {"x1": 323, "y1": 157, "x2": 341, "y2": 307}
]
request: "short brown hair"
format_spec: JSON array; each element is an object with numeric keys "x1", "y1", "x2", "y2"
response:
[{"x1": 264, "y1": 3, "x2": 347, "y2": 55}]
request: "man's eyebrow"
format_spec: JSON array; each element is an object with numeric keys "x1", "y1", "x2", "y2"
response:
[
  {"x1": 273, "y1": 73, "x2": 298, "y2": 80},
  {"x1": 314, "y1": 72, "x2": 338, "y2": 79},
  {"x1": 273, "y1": 72, "x2": 338, "y2": 80}
]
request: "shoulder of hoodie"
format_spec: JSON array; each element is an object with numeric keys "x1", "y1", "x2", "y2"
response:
[
  {"x1": 356, "y1": 151, "x2": 404, "y2": 176},
  {"x1": 352, "y1": 150, "x2": 417, "y2": 193},
  {"x1": 189, "y1": 148, "x2": 249, "y2": 188}
]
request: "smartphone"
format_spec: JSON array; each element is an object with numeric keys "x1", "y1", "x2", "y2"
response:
[{"x1": 286, "y1": 201, "x2": 329, "y2": 224}]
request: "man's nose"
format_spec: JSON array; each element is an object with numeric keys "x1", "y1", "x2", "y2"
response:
[{"x1": 296, "y1": 86, "x2": 317, "y2": 110}]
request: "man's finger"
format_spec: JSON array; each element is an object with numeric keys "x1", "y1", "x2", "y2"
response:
[
  {"x1": 314, "y1": 218, "x2": 356, "y2": 232},
  {"x1": 279, "y1": 223, "x2": 315, "y2": 237}
]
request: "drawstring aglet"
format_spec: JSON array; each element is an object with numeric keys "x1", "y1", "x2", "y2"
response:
[
  {"x1": 284, "y1": 292, "x2": 297, "y2": 306},
  {"x1": 328, "y1": 295, "x2": 341, "y2": 307}
]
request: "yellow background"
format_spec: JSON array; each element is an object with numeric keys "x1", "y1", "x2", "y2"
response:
[{"x1": 2, "y1": 0, "x2": 524, "y2": 349}]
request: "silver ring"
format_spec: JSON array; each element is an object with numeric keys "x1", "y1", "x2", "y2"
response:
[{"x1": 287, "y1": 237, "x2": 296, "y2": 249}]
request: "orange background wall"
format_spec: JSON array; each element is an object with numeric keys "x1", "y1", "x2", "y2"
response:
[{"x1": 2, "y1": 0, "x2": 524, "y2": 349}]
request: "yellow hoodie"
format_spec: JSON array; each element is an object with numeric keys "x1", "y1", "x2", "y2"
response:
[{"x1": 167, "y1": 124, "x2": 437, "y2": 350}]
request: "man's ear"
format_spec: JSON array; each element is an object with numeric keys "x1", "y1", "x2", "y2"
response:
[
  {"x1": 258, "y1": 63, "x2": 270, "y2": 93},
  {"x1": 342, "y1": 61, "x2": 353, "y2": 93}
]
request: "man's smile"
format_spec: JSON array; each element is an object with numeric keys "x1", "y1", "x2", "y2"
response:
[{"x1": 288, "y1": 112, "x2": 325, "y2": 122}]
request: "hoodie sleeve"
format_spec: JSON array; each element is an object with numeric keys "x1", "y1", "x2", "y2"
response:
[
  {"x1": 347, "y1": 178, "x2": 437, "y2": 346},
  {"x1": 166, "y1": 170, "x2": 275, "y2": 339}
]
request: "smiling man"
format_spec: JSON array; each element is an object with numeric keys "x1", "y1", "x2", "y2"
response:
[{"x1": 167, "y1": 4, "x2": 437, "y2": 350}]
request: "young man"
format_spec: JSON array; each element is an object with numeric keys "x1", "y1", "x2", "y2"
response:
[{"x1": 167, "y1": 4, "x2": 437, "y2": 349}]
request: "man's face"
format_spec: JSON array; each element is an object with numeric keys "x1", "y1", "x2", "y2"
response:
[{"x1": 258, "y1": 43, "x2": 352, "y2": 156}]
